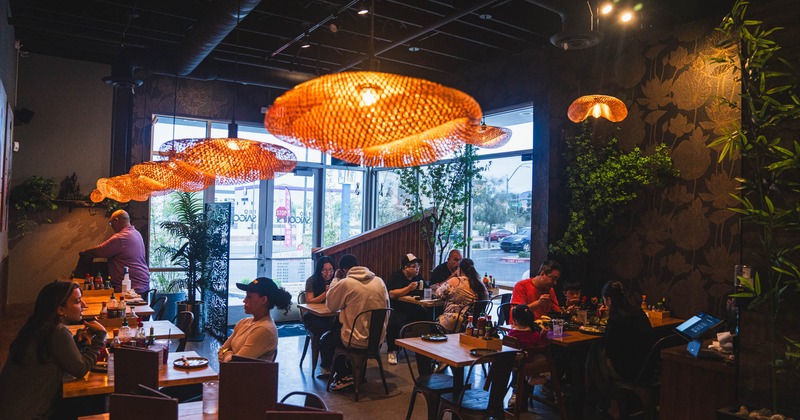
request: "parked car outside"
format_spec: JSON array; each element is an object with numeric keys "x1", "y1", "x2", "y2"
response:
[
  {"x1": 500, "y1": 227, "x2": 531, "y2": 252},
  {"x1": 485, "y1": 228, "x2": 513, "y2": 242}
]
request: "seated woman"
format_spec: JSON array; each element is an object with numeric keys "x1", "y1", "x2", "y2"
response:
[
  {"x1": 303, "y1": 257, "x2": 336, "y2": 335},
  {"x1": 433, "y1": 258, "x2": 488, "y2": 332},
  {"x1": 219, "y1": 277, "x2": 292, "y2": 362},
  {"x1": 601, "y1": 280, "x2": 654, "y2": 419},
  {"x1": 0, "y1": 281, "x2": 107, "y2": 419}
]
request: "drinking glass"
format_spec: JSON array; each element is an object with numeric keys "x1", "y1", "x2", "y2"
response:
[
  {"x1": 202, "y1": 380, "x2": 219, "y2": 414},
  {"x1": 552, "y1": 319, "x2": 564, "y2": 337},
  {"x1": 150, "y1": 339, "x2": 169, "y2": 365},
  {"x1": 423, "y1": 288, "x2": 432, "y2": 300},
  {"x1": 577, "y1": 310, "x2": 589, "y2": 325}
]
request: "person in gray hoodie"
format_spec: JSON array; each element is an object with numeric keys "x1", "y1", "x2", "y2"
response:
[{"x1": 320, "y1": 254, "x2": 390, "y2": 391}]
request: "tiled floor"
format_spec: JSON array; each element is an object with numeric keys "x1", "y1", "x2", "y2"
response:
[{"x1": 185, "y1": 330, "x2": 584, "y2": 419}]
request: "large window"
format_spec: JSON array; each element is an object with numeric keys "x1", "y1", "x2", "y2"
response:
[{"x1": 370, "y1": 105, "x2": 534, "y2": 285}]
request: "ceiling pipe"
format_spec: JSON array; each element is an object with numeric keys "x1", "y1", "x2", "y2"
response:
[
  {"x1": 173, "y1": 0, "x2": 262, "y2": 76},
  {"x1": 336, "y1": 0, "x2": 501, "y2": 72}
]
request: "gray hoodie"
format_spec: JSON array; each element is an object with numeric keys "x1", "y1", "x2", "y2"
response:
[{"x1": 326, "y1": 266, "x2": 390, "y2": 348}]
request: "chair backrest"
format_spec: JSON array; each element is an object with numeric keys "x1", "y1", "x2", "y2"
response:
[
  {"x1": 174, "y1": 310, "x2": 194, "y2": 352},
  {"x1": 496, "y1": 302, "x2": 513, "y2": 327},
  {"x1": 280, "y1": 391, "x2": 328, "y2": 410},
  {"x1": 461, "y1": 350, "x2": 519, "y2": 411},
  {"x1": 113, "y1": 346, "x2": 160, "y2": 395},
  {"x1": 265, "y1": 408, "x2": 343, "y2": 420},
  {"x1": 152, "y1": 296, "x2": 168, "y2": 321},
  {"x1": 219, "y1": 357, "x2": 279, "y2": 419},
  {"x1": 473, "y1": 300, "x2": 493, "y2": 319},
  {"x1": 346, "y1": 308, "x2": 392, "y2": 354},
  {"x1": 109, "y1": 385, "x2": 178, "y2": 420},
  {"x1": 143, "y1": 288, "x2": 157, "y2": 305},
  {"x1": 399, "y1": 321, "x2": 447, "y2": 378},
  {"x1": 454, "y1": 300, "x2": 494, "y2": 333},
  {"x1": 298, "y1": 291, "x2": 307, "y2": 304},
  {"x1": 634, "y1": 333, "x2": 684, "y2": 384}
]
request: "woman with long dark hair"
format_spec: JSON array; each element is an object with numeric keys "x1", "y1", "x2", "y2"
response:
[
  {"x1": 0, "y1": 281, "x2": 107, "y2": 419},
  {"x1": 601, "y1": 280, "x2": 653, "y2": 419},
  {"x1": 305, "y1": 256, "x2": 335, "y2": 304},
  {"x1": 433, "y1": 258, "x2": 488, "y2": 331}
]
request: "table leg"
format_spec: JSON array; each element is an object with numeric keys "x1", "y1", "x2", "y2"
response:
[{"x1": 451, "y1": 366, "x2": 465, "y2": 394}]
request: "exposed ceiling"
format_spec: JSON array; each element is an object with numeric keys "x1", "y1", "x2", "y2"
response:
[{"x1": 9, "y1": 0, "x2": 734, "y2": 89}]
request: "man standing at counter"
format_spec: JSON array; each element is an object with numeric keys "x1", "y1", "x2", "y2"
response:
[
  {"x1": 510, "y1": 260, "x2": 562, "y2": 321},
  {"x1": 80, "y1": 210, "x2": 150, "y2": 294}
]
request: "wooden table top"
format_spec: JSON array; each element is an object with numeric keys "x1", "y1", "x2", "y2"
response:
[
  {"x1": 297, "y1": 303, "x2": 336, "y2": 317},
  {"x1": 498, "y1": 315, "x2": 686, "y2": 348},
  {"x1": 63, "y1": 351, "x2": 218, "y2": 398},
  {"x1": 67, "y1": 320, "x2": 185, "y2": 340},
  {"x1": 397, "y1": 295, "x2": 444, "y2": 307},
  {"x1": 82, "y1": 302, "x2": 154, "y2": 318},
  {"x1": 79, "y1": 401, "x2": 214, "y2": 420},
  {"x1": 394, "y1": 334, "x2": 516, "y2": 368}
]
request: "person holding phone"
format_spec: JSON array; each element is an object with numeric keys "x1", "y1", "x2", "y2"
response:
[{"x1": 0, "y1": 281, "x2": 107, "y2": 419}]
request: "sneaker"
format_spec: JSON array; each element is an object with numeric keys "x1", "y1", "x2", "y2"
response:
[
  {"x1": 388, "y1": 351, "x2": 398, "y2": 365},
  {"x1": 329, "y1": 375, "x2": 354, "y2": 391},
  {"x1": 316, "y1": 367, "x2": 331, "y2": 379}
]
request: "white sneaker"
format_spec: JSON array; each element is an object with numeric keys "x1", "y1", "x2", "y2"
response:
[
  {"x1": 388, "y1": 351, "x2": 398, "y2": 365},
  {"x1": 507, "y1": 393, "x2": 517, "y2": 409}
]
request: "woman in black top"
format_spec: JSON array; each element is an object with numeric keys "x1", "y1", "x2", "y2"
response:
[
  {"x1": 0, "y1": 281, "x2": 107, "y2": 419},
  {"x1": 601, "y1": 280, "x2": 653, "y2": 419},
  {"x1": 302, "y1": 257, "x2": 336, "y2": 344}
]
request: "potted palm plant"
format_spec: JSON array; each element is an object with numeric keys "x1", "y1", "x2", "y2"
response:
[{"x1": 157, "y1": 191, "x2": 228, "y2": 339}]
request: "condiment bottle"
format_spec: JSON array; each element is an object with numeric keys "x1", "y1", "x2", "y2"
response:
[
  {"x1": 121, "y1": 266, "x2": 131, "y2": 294},
  {"x1": 483, "y1": 272, "x2": 489, "y2": 286},
  {"x1": 94, "y1": 272, "x2": 103, "y2": 289},
  {"x1": 465, "y1": 316, "x2": 474, "y2": 336},
  {"x1": 135, "y1": 323, "x2": 147, "y2": 347},
  {"x1": 118, "y1": 317, "x2": 134, "y2": 344}
]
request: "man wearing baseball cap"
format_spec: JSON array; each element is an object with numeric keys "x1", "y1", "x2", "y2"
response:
[
  {"x1": 320, "y1": 254, "x2": 389, "y2": 391},
  {"x1": 385, "y1": 253, "x2": 429, "y2": 365}
]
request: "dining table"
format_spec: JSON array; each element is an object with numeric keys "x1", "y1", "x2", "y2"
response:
[
  {"x1": 63, "y1": 351, "x2": 218, "y2": 398},
  {"x1": 394, "y1": 333, "x2": 517, "y2": 394},
  {"x1": 297, "y1": 302, "x2": 337, "y2": 317},
  {"x1": 67, "y1": 320, "x2": 185, "y2": 341}
]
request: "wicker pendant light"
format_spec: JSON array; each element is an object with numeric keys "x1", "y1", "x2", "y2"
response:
[
  {"x1": 567, "y1": 94, "x2": 628, "y2": 122},
  {"x1": 94, "y1": 174, "x2": 170, "y2": 203},
  {"x1": 160, "y1": 138, "x2": 297, "y2": 184},
  {"x1": 129, "y1": 160, "x2": 214, "y2": 192}
]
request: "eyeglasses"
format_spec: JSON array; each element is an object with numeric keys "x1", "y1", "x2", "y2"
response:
[{"x1": 321, "y1": 268, "x2": 335, "y2": 273}]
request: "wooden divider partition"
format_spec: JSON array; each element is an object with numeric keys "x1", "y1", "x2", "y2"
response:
[{"x1": 313, "y1": 211, "x2": 435, "y2": 281}]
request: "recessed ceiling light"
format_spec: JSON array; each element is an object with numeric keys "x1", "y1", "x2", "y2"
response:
[
  {"x1": 600, "y1": 3, "x2": 613, "y2": 14},
  {"x1": 620, "y1": 11, "x2": 633, "y2": 22},
  {"x1": 479, "y1": 13, "x2": 492, "y2": 20},
  {"x1": 408, "y1": 46, "x2": 420, "y2": 52}
]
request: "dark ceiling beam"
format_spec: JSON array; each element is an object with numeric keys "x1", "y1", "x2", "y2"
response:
[
  {"x1": 174, "y1": 0, "x2": 262, "y2": 75},
  {"x1": 336, "y1": 0, "x2": 504, "y2": 72}
]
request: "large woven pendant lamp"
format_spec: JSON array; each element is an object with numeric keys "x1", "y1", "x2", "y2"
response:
[{"x1": 264, "y1": 0, "x2": 509, "y2": 167}]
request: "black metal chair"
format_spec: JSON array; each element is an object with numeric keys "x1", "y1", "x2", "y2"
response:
[
  {"x1": 502, "y1": 335, "x2": 567, "y2": 420},
  {"x1": 143, "y1": 288, "x2": 157, "y2": 305},
  {"x1": 400, "y1": 321, "x2": 455, "y2": 420},
  {"x1": 438, "y1": 350, "x2": 520, "y2": 420},
  {"x1": 602, "y1": 334, "x2": 684, "y2": 420},
  {"x1": 297, "y1": 291, "x2": 321, "y2": 374},
  {"x1": 151, "y1": 296, "x2": 168, "y2": 321},
  {"x1": 496, "y1": 302, "x2": 513, "y2": 328},
  {"x1": 280, "y1": 391, "x2": 328, "y2": 410},
  {"x1": 174, "y1": 310, "x2": 194, "y2": 352},
  {"x1": 326, "y1": 308, "x2": 393, "y2": 401},
  {"x1": 439, "y1": 408, "x2": 464, "y2": 420},
  {"x1": 453, "y1": 300, "x2": 494, "y2": 333}
]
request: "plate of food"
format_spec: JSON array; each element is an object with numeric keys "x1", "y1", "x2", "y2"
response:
[
  {"x1": 173, "y1": 356, "x2": 209, "y2": 369},
  {"x1": 421, "y1": 333, "x2": 448, "y2": 342},
  {"x1": 578, "y1": 325, "x2": 606, "y2": 336},
  {"x1": 469, "y1": 348, "x2": 498, "y2": 357}
]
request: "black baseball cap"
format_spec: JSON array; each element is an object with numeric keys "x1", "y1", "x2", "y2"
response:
[
  {"x1": 236, "y1": 277, "x2": 278, "y2": 296},
  {"x1": 401, "y1": 253, "x2": 422, "y2": 267}
]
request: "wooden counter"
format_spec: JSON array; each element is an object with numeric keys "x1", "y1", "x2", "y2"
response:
[{"x1": 659, "y1": 344, "x2": 736, "y2": 420}]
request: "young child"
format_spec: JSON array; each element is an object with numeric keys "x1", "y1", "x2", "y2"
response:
[
  {"x1": 563, "y1": 282, "x2": 583, "y2": 312},
  {"x1": 507, "y1": 304, "x2": 550, "y2": 408}
]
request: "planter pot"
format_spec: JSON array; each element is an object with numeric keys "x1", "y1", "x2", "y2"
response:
[
  {"x1": 177, "y1": 300, "x2": 205, "y2": 341},
  {"x1": 158, "y1": 291, "x2": 186, "y2": 322}
]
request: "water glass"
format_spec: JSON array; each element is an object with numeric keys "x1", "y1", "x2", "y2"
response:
[
  {"x1": 577, "y1": 310, "x2": 589, "y2": 325},
  {"x1": 202, "y1": 380, "x2": 219, "y2": 414},
  {"x1": 552, "y1": 319, "x2": 564, "y2": 337},
  {"x1": 150, "y1": 339, "x2": 170, "y2": 365},
  {"x1": 423, "y1": 288, "x2": 432, "y2": 300}
]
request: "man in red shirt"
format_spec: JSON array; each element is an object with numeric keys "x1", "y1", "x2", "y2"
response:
[{"x1": 510, "y1": 260, "x2": 562, "y2": 321}]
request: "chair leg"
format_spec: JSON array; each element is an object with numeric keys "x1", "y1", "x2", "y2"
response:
[
  {"x1": 405, "y1": 388, "x2": 419, "y2": 420},
  {"x1": 350, "y1": 357, "x2": 367, "y2": 402},
  {"x1": 375, "y1": 355, "x2": 390, "y2": 395},
  {"x1": 311, "y1": 336, "x2": 320, "y2": 374},
  {"x1": 422, "y1": 391, "x2": 440, "y2": 420},
  {"x1": 300, "y1": 335, "x2": 311, "y2": 367}
]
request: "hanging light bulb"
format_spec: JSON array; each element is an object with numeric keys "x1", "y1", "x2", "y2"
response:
[
  {"x1": 567, "y1": 94, "x2": 628, "y2": 123},
  {"x1": 358, "y1": 84, "x2": 380, "y2": 107}
]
